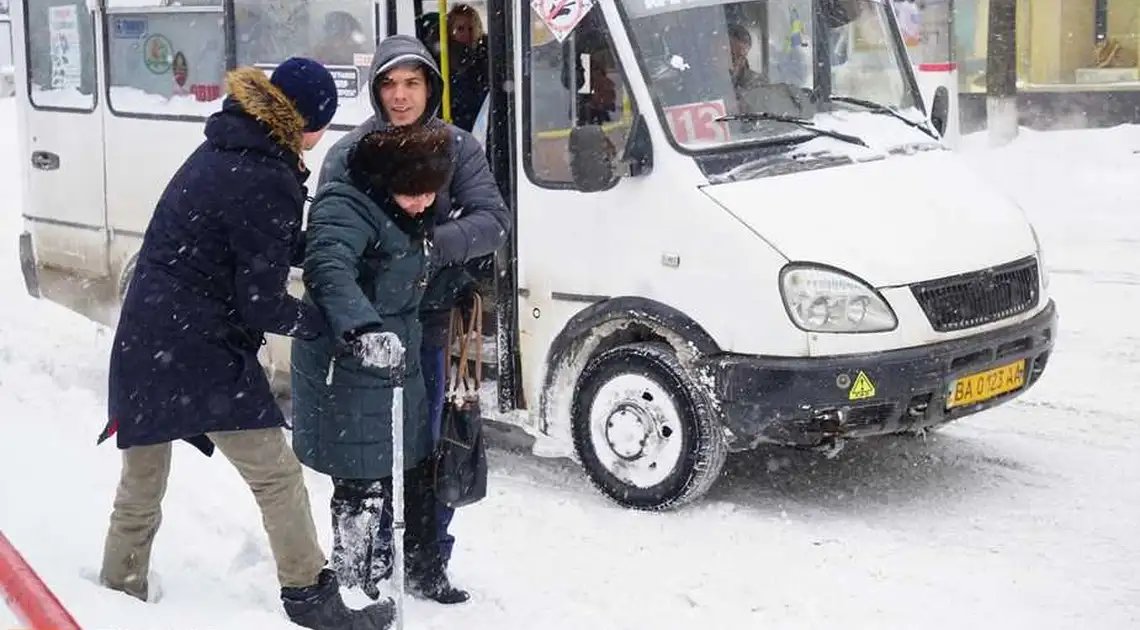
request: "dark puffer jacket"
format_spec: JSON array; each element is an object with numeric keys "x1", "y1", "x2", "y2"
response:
[
  {"x1": 100, "y1": 67, "x2": 324, "y2": 455},
  {"x1": 290, "y1": 179, "x2": 434, "y2": 479}
]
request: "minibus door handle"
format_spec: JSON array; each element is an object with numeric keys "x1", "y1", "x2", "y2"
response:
[{"x1": 31, "y1": 151, "x2": 60, "y2": 171}]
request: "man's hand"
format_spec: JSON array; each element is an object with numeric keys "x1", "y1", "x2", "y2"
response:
[{"x1": 352, "y1": 331, "x2": 406, "y2": 369}]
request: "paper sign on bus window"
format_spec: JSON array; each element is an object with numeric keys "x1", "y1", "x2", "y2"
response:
[
  {"x1": 48, "y1": 4, "x2": 82, "y2": 90},
  {"x1": 531, "y1": 0, "x2": 596, "y2": 44},
  {"x1": 662, "y1": 99, "x2": 729, "y2": 145}
]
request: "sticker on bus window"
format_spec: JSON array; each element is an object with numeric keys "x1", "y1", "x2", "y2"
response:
[
  {"x1": 172, "y1": 51, "x2": 188, "y2": 88},
  {"x1": 326, "y1": 66, "x2": 360, "y2": 99},
  {"x1": 111, "y1": 16, "x2": 148, "y2": 40},
  {"x1": 662, "y1": 99, "x2": 729, "y2": 145},
  {"x1": 531, "y1": 0, "x2": 596, "y2": 44},
  {"x1": 143, "y1": 34, "x2": 173, "y2": 74},
  {"x1": 353, "y1": 52, "x2": 373, "y2": 68},
  {"x1": 48, "y1": 4, "x2": 82, "y2": 89}
]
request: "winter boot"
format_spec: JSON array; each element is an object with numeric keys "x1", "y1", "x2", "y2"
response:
[
  {"x1": 407, "y1": 570, "x2": 470, "y2": 605},
  {"x1": 281, "y1": 568, "x2": 395, "y2": 630}
]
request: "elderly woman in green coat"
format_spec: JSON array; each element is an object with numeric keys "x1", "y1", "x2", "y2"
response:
[{"x1": 290, "y1": 125, "x2": 468, "y2": 605}]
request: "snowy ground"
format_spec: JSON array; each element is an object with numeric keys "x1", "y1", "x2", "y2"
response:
[{"x1": 2, "y1": 98, "x2": 1138, "y2": 629}]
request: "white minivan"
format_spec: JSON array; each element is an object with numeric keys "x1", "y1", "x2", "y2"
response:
[{"x1": 14, "y1": 0, "x2": 1056, "y2": 510}]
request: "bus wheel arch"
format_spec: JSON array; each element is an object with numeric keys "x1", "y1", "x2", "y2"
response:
[{"x1": 539, "y1": 297, "x2": 728, "y2": 510}]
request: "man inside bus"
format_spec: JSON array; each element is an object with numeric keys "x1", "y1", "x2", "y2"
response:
[
  {"x1": 717, "y1": 21, "x2": 813, "y2": 118},
  {"x1": 316, "y1": 32, "x2": 511, "y2": 606}
]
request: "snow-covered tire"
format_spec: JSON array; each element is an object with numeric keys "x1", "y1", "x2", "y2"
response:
[{"x1": 571, "y1": 342, "x2": 728, "y2": 511}]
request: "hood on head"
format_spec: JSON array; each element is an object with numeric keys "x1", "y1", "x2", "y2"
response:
[
  {"x1": 367, "y1": 34, "x2": 444, "y2": 126},
  {"x1": 223, "y1": 66, "x2": 306, "y2": 156}
]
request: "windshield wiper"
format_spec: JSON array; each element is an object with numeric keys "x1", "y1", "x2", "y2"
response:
[
  {"x1": 828, "y1": 96, "x2": 940, "y2": 139},
  {"x1": 713, "y1": 112, "x2": 868, "y2": 148}
]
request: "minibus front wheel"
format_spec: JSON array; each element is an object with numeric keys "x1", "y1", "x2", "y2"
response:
[{"x1": 571, "y1": 342, "x2": 728, "y2": 511}]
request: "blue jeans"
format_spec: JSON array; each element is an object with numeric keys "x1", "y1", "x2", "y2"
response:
[
  {"x1": 422, "y1": 344, "x2": 456, "y2": 565},
  {"x1": 376, "y1": 345, "x2": 455, "y2": 567}
]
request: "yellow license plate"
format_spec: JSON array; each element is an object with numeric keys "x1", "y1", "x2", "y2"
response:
[{"x1": 946, "y1": 359, "x2": 1027, "y2": 409}]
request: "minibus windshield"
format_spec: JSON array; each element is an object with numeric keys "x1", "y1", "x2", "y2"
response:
[{"x1": 619, "y1": 0, "x2": 922, "y2": 151}]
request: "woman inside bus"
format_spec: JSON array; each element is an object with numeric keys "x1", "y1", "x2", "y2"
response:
[
  {"x1": 416, "y1": 5, "x2": 488, "y2": 132},
  {"x1": 289, "y1": 125, "x2": 470, "y2": 605}
]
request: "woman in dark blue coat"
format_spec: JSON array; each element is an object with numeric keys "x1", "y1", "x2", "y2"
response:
[
  {"x1": 97, "y1": 59, "x2": 395, "y2": 630},
  {"x1": 290, "y1": 125, "x2": 467, "y2": 605}
]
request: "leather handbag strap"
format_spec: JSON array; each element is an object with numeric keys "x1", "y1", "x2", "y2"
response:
[{"x1": 446, "y1": 292, "x2": 482, "y2": 399}]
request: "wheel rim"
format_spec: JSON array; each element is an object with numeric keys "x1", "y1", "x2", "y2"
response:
[{"x1": 588, "y1": 373, "x2": 685, "y2": 489}]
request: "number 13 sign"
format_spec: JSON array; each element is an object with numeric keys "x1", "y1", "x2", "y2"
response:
[{"x1": 663, "y1": 100, "x2": 730, "y2": 146}]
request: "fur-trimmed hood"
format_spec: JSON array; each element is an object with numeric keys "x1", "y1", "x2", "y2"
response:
[{"x1": 208, "y1": 66, "x2": 307, "y2": 159}]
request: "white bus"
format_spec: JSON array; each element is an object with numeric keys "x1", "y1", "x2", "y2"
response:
[{"x1": 13, "y1": 0, "x2": 1057, "y2": 510}]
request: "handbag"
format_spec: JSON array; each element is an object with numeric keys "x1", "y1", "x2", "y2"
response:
[{"x1": 433, "y1": 292, "x2": 488, "y2": 508}]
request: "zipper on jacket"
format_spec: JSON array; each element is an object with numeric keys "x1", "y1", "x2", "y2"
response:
[
  {"x1": 419, "y1": 238, "x2": 431, "y2": 288},
  {"x1": 325, "y1": 356, "x2": 337, "y2": 385}
]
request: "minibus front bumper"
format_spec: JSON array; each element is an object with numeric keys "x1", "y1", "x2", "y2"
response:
[
  {"x1": 706, "y1": 300, "x2": 1057, "y2": 449},
  {"x1": 18, "y1": 232, "x2": 41, "y2": 299}
]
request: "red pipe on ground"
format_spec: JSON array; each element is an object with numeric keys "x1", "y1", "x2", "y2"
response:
[{"x1": 0, "y1": 530, "x2": 82, "y2": 630}]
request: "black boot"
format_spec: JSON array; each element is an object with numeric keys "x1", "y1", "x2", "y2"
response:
[
  {"x1": 408, "y1": 570, "x2": 470, "y2": 605},
  {"x1": 281, "y1": 568, "x2": 395, "y2": 630},
  {"x1": 393, "y1": 456, "x2": 470, "y2": 605}
]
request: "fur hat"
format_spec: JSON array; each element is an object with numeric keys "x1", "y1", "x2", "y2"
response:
[
  {"x1": 270, "y1": 57, "x2": 338, "y2": 132},
  {"x1": 349, "y1": 125, "x2": 453, "y2": 196}
]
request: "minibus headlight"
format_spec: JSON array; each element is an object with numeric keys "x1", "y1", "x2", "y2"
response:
[{"x1": 779, "y1": 265, "x2": 897, "y2": 333}]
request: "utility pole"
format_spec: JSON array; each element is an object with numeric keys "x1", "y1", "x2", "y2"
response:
[{"x1": 986, "y1": 0, "x2": 1018, "y2": 146}]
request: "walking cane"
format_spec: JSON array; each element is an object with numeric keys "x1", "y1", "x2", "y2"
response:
[{"x1": 390, "y1": 360, "x2": 406, "y2": 630}]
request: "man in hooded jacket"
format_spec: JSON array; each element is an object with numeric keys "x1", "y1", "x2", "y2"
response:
[{"x1": 317, "y1": 33, "x2": 510, "y2": 605}]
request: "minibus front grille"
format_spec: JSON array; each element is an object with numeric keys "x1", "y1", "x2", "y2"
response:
[{"x1": 910, "y1": 257, "x2": 1040, "y2": 332}]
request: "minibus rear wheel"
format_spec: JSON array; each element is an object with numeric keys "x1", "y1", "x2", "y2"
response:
[{"x1": 571, "y1": 342, "x2": 728, "y2": 510}]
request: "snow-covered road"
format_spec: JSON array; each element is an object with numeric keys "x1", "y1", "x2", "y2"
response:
[{"x1": 2, "y1": 99, "x2": 1137, "y2": 629}]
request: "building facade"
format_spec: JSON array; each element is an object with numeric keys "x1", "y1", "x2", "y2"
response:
[{"x1": 934, "y1": 0, "x2": 1140, "y2": 130}]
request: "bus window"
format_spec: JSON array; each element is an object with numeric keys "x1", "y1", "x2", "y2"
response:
[
  {"x1": 525, "y1": 4, "x2": 636, "y2": 187},
  {"x1": 105, "y1": 0, "x2": 226, "y2": 116},
  {"x1": 235, "y1": 0, "x2": 376, "y2": 126},
  {"x1": 22, "y1": 0, "x2": 97, "y2": 110}
]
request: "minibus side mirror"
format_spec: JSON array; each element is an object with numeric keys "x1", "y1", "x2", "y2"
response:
[
  {"x1": 568, "y1": 125, "x2": 620, "y2": 193},
  {"x1": 568, "y1": 118, "x2": 654, "y2": 193},
  {"x1": 930, "y1": 86, "x2": 950, "y2": 137}
]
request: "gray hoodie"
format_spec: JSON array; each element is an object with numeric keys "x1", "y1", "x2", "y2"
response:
[{"x1": 316, "y1": 34, "x2": 510, "y2": 347}]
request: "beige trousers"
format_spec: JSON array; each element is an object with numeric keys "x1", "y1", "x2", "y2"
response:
[{"x1": 99, "y1": 428, "x2": 326, "y2": 601}]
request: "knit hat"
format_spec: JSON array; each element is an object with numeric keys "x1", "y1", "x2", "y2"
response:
[{"x1": 270, "y1": 57, "x2": 339, "y2": 132}]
